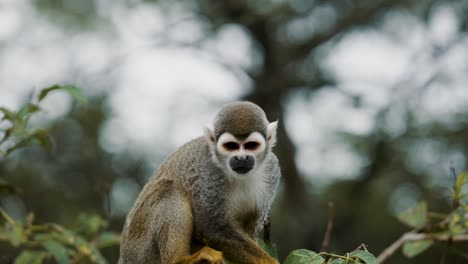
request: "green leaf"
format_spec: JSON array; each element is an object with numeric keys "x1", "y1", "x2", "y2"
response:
[
  {"x1": 74, "y1": 213, "x2": 107, "y2": 237},
  {"x1": 18, "y1": 104, "x2": 40, "y2": 119},
  {"x1": 29, "y1": 129, "x2": 53, "y2": 152},
  {"x1": 1, "y1": 127, "x2": 13, "y2": 142},
  {"x1": 284, "y1": 249, "x2": 325, "y2": 264},
  {"x1": 454, "y1": 172, "x2": 468, "y2": 200},
  {"x1": 38, "y1": 85, "x2": 87, "y2": 105},
  {"x1": 52, "y1": 226, "x2": 107, "y2": 264},
  {"x1": 3, "y1": 115, "x2": 28, "y2": 140},
  {"x1": 6, "y1": 224, "x2": 26, "y2": 247},
  {"x1": 5, "y1": 137, "x2": 34, "y2": 155},
  {"x1": 402, "y1": 239, "x2": 433, "y2": 258},
  {"x1": 329, "y1": 259, "x2": 346, "y2": 264},
  {"x1": 448, "y1": 206, "x2": 468, "y2": 235},
  {"x1": 95, "y1": 232, "x2": 121, "y2": 248},
  {"x1": 76, "y1": 238, "x2": 107, "y2": 264},
  {"x1": 41, "y1": 240, "x2": 70, "y2": 264},
  {"x1": 14, "y1": 251, "x2": 47, "y2": 264},
  {"x1": 0, "y1": 107, "x2": 16, "y2": 121},
  {"x1": 396, "y1": 201, "x2": 428, "y2": 229},
  {"x1": 5, "y1": 129, "x2": 53, "y2": 155},
  {"x1": 348, "y1": 250, "x2": 378, "y2": 264},
  {"x1": 258, "y1": 239, "x2": 278, "y2": 260}
]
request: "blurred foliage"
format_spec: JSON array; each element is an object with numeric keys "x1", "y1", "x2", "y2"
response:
[
  {"x1": 0, "y1": 85, "x2": 86, "y2": 156},
  {"x1": 282, "y1": 249, "x2": 377, "y2": 264},
  {"x1": 260, "y1": 170, "x2": 468, "y2": 263},
  {"x1": 2, "y1": 0, "x2": 468, "y2": 263},
  {"x1": 0, "y1": 86, "x2": 119, "y2": 263},
  {"x1": 260, "y1": 241, "x2": 379, "y2": 264},
  {"x1": 0, "y1": 211, "x2": 118, "y2": 264},
  {"x1": 391, "y1": 171, "x2": 468, "y2": 261}
]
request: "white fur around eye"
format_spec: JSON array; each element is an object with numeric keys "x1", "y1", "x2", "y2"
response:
[
  {"x1": 217, "y1": 133, "x2": 240, "y2": 155},
  {"x1": 216, "y1": 132, "x2": 268, "y2": 156},
  {"x1": 244, "y1": 132, "x2": 266, "y2": 154}
]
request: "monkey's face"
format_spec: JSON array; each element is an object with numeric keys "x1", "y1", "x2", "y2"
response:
[
  {"x1": 204, "y1": 121, "x2": 278, "y2": 177},
  {"x1": 215, "y1": 132, "x2": 267, "y2": 175}
]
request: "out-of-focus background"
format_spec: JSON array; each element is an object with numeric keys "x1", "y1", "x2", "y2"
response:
[{"x1": 1, "y1": 0, "x2": 468, "y2": 263}]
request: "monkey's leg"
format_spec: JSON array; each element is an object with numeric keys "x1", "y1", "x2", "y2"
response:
[
  {"x1": 120, "y1": 181, "x2": 194, "y2": 264},
  {"x1": 155, "y1": 189, "x2": 223, "y2": 264},
  {"x1": 153, "y1": 189, "x2": 193, "y2": 264}
]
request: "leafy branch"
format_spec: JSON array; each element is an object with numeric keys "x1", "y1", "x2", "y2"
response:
[
  {"x1": 260, "y1": 169, "x2": 468, "y2": 264},
  {"x1": 280, "y1": 247, "x2": 378, "y2": 264},
  {"x1": 378, "y1": 171, "x2": 468, "y2": 263},
  {"x1": 260, "y1": 210, "x2": 379, "y2": 264},
  {"x1": 0, "y1": 85, "x2": 120, "y2": 264},
  {"x1": 0, "y1": 84, "x2": 87, "y2": 156},
  {"x1": 0, "y1": 208, "x2": 119, "y2": 264}
]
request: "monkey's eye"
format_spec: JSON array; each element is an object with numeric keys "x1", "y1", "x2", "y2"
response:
[
  {"x1": 244, "y1": 141, "x2": 259, "y2": 150},
  {"x1": 224, "y1": 142, "x2": 239, "y2": 150}
]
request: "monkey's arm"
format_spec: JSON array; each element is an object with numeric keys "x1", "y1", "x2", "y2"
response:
[
  {"x1": 198, "y1": 220, "x2": 277, "y2": 264},
  {"x1": 258, "y1": 156, "x2": 281, "y2": 232},
  {"x1": 225, "y1": 155, "x2": 281, "y2": 263},
  {"x1": 193, "y1": 178, "x2": 278, "y2": 264}
]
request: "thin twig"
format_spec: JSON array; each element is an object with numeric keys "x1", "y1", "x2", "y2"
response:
[
  {"x1": 378, "y1": 233, "x2": 468, "y2": 263},
  {"x1": 354, "y1": 243, "x2": 369, "y2": 252},
  {"x1": 378, "y1": 232, "x2": 411, "y2": 263},
  {"x1": 450, "y1": 161, "x2": 457, "y2": 183},
  {"x1": 320, "y1": 202, "x2": 335, "y2": 252},
  {"x1": 441, "y1": 162, "x2": 458, "y2": 264},
  {"x1": 450, "y1": 161, "x2": 458, "y2": 209},
  {"x1": 316, "y1": 252, "x2": 356, "y2": 262},
  {"x1": 440, "y1": 249, "x2": 448, "y2": 264},
  {"x1": 0, "y1": 207, "x2": 15, "y2": 225}
]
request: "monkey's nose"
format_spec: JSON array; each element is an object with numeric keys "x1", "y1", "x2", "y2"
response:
[
  {"x1": 234, "y1": 155, "x2": 252, "y2": 161},
  {"x1": 230, "y1": 156, "x2": 254, "y2": 174}
]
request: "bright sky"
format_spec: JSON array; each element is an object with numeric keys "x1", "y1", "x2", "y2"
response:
[{"x1": 1, "y1": 0, "x2": 467, "y2": 216}]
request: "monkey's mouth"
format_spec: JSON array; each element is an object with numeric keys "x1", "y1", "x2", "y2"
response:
[{"x1": 231, "y1": 165, "x2": 253, "y2": 174}]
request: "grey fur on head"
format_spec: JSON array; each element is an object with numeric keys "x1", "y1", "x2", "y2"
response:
[{"x1": 214, "y1": 101, "x2": 268, "y2": 140}]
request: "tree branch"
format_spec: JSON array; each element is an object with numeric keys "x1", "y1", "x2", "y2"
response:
[
  {"x1": 320, "y1": 202, "x2": 335, "y2": 252},
  {"x1": 289, "y1": 0, "x2": 409, "y2": 60},
  {"x1": 378, "y1": 233, "x2": 468, "y2": 263}
]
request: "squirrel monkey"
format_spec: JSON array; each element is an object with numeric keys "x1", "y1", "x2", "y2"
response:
[{"x1": 119, "y1": 102, "x2": 281, "y2": 264}]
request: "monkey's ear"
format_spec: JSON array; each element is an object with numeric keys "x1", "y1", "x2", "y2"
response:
[
  {"x1": 267, "y1": 121, "x2": 278, "y2": 147},
  {"x1": 204, "y1": 126, "x2": 216, "y2": 148}
]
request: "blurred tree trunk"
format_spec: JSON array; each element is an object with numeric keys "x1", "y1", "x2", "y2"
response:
[
  {"x1": 241, "y1": 17, "x2": 308, "y2": 204},
  {"x1": 245, "y1": 78, "x2": 307, "y2": 205},
  {"x1": 197, "y1": 1, "x2": 418, "y2": 255},
  {"x1": 202, "y1": 0, "x2": 411, "y2": 205}
]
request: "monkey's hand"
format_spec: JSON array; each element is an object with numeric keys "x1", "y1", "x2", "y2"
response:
[
  {"x1": 176, "y1": 246, "x2": 224, "y2": 264},
  {"x1": 202, "y1": 232, "x2": 278, "y2": 264}
]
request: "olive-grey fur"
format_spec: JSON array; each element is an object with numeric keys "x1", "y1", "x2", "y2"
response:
[
  {"x1": 214, "y1": 101, "x2": 268, "y2": 140},
  {"x1": 119, "y1": 102, "x2": 281, "y2": 264}
]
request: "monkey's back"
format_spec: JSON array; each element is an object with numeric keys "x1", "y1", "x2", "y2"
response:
[
  {"x1": 120, "y1": 137, "x2": 211, "y2": 263},
  {"x1": 152, "y1": 137, "x2": 211, "y2": 188},
  {"x1": 130, "y1": 137, "x2": 211, "y2": 208}
]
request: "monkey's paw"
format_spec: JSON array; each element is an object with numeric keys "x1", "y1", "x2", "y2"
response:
[{"x1": 189, "y1": 246, "x2": 224, "y2": 264}]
